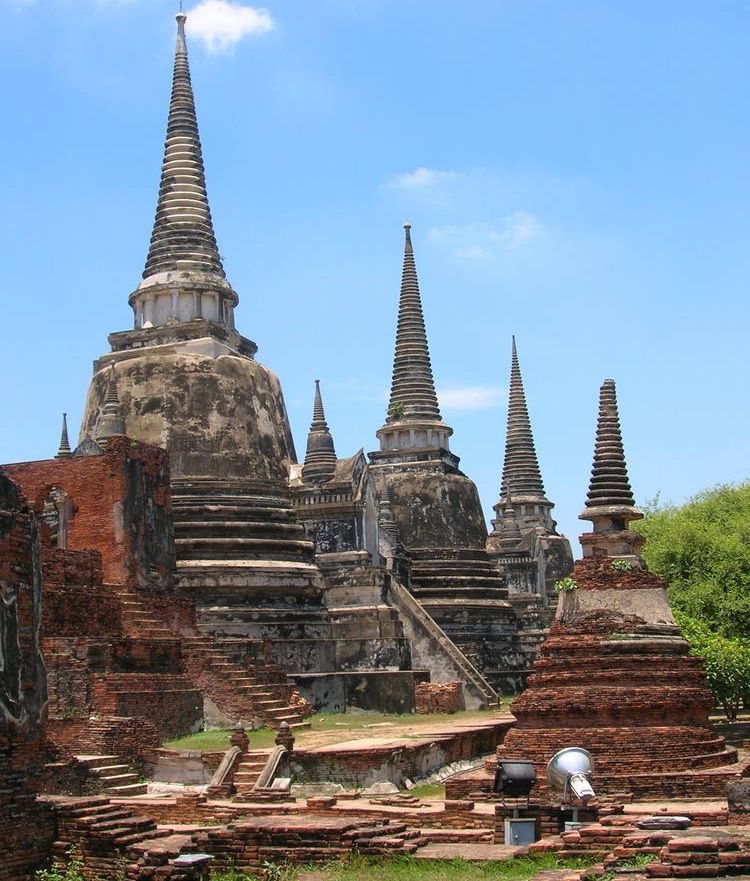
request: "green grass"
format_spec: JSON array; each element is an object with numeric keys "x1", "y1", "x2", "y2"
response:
[
  {"x1": 162, "y1": 728, "x2": 277, "y2": 751},
  {"x1": 210, "y1": 854, "x2": 597, "y2": 881},
  {"x1": 407, "y1": 782, "x2": 446, "y2": 799},
  {"x1": 162, "y1": 707, "x2": 510, "y2": 752},
  {"x1": 308, "y1": 708, "x2": 504, "y2": 732},
  {"x1": 299, "y1": 853, "x2": 596, "y2": 881}
]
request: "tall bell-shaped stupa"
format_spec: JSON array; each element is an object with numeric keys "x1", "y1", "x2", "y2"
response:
[{"x1": 79, "y1": 13, "x2": 325, "y2": 629}]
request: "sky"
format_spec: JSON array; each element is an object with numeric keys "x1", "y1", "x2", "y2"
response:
[{"x1": 0, "y1": 0, "x2": 748, "y2": 547}]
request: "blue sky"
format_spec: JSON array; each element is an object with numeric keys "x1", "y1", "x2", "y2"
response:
[{"x1": 1, "y1": 0, "x2": 748, "y2": 547}]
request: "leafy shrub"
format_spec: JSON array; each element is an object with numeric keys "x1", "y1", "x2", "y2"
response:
[
  {"x1": 610, "y1": 559, "x2": 632, "y2": 572},
  {"x1": 554, "y1": 577, "x2": 577, "y2": 593}
]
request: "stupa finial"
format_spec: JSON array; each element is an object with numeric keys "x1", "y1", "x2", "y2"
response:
[
  {"x1": 579, "y1": 378, "x2": 644, "y2": 560},
  {"x1": 56, "y1": 413, "x2": 72, "y2": 459},
  {"x1": 385, "y1": 224, "x2": 441, "y2": 423},
  {"x1": 500, "y1": 335, "x2": 546, "y2": 501},
  {"x1": 94, "y1": 365, "x2": 126, "y2": 446},
  {"x1": 302, "y1": 379, "x2": 337, "y2": 485},
  {"x1": 129, "y1": 10, "x2": 239, "y2": 331}
]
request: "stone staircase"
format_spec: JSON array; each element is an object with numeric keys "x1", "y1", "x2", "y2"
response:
[
  {"x1": 182, "y1": 635, "x2": 311, "y2": 728},
  {"x1": 74, "y1": 755, "x2": 148, "y2": 797},
  {"x1": 231, "y1": 748, "x2": 274, "y2": 798},
  {"x1": 406, "y1": 547, "x2": 526, "y2": 693},
  {"x1": 46, "y1": 796, "x2": 172, "y2": 864},
  {"x1": 43, "y1": 796, "x2": 212, "y2": 879},
  {"x1": 114, "y1": 588, "x2": 311, "y2": 729},
  {"x1": 43, "y1": 796, "x2": 431, "y2": 877}
]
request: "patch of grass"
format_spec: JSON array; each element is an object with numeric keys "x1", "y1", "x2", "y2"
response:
[
  {"x1": 163, "y1": 705, "x2": 513, "y2": 753},
  {"x1": 307, "y1": 707, "x2": 508, "y2": 732},
  {"x1": 210, "y1": 864, "x2": 261, "y2": 881},
  {"x1": 407, "y1": 782, "x2": 445, "y2": 799},
  {"x1": 617, "y1": 854, "x2": 657, "y2": 869},
  {"x1": 163, "y1": 728, "x2": 277, "y2": 752},
  {"x1": 287, "y1": 852, "x2": 598, "y2": 881}
]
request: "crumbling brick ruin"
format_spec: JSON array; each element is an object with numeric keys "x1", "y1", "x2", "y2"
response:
[
  {"x1": 1, "y1": 10, "x2": 747, "y2": 880},
  {"x1": 0, "y1": 472, "x2": 55, "y2": 880},
  {"x1": 446, "y1": 379, "x2": 749, "y2": 802}
]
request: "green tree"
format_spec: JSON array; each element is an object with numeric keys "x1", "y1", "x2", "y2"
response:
[
  {"x1": 676, "y1": 615, "x2": 750, "y2": 720},
  {"x1": 636, "y1": 482, "x2": 750, "y2": 638},
  {"x1": 634, "y1": 483, "x2": 750, "y2": 717}
]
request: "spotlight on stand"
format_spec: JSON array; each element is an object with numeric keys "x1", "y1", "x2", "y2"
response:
[
  {"x1": 546, "y1": 747, "x2": 596, "y2": 824},
  {"x1": 493, "y1": 761, "x2": 536, "y2": 803},
  {"x1": 493, "y1": 761, "x2": 538, "y2": 846}
]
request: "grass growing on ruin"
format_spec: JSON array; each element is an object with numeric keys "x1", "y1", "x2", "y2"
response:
[
  {"x1": 162, "y1": 707, "x2": 509, "y2": 752},
  {"x1": 308, "y1": 707, "x2": 508, "y2": 732},
  {"x1": 162, "y1": 728, "x2": 278, "y2": 751},
  {"x1": 284, "y1": 853, "x2": 598, "y2": 881},
  {"x1": 406, "y1": 782, "x2": 446, "y2": 799},
  {"x1": 210, "y1": 853, "x2": 598, "y2": 881}
]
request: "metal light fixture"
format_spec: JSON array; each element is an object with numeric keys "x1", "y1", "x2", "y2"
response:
[{"x1": 546, "y1": 747, "x2": 596, "y2": 820}]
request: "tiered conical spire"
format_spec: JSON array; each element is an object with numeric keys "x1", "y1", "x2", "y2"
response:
[
  {"x1": 500, "y1": 336, "x2": 545, "y2": 500},
  {"x1": 302, "y1": 380, "x2": 337, "y2": 484},
  {"x1": 143, "y1": 13, "x2": 226, "y2": 281},
  {"x1": 94, "y1": 366, "x2": 126, "y2": 445},
  {"x1": 56, "y1": 413, "x2": 72, "y2": 459},
  {"x1": 580, "y1": 378, "x2": 641, "y2": 530},
  {"x1": 386, "y1": 224, "x2": 441, "y2": 423}
]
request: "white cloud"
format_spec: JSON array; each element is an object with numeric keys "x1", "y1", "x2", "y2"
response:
[
  {"x1": 186, "y1": 0, "x2": 273, "y2": 54},
  {"x1": 429, "y1": 212, "x2": 542, "y2": 259},
  {"x1": 438, "y1": 385, "x2": 505, "y2": 410},
  {"x1": 386, "y1": 167, "x2": 457, "y2": 189}
]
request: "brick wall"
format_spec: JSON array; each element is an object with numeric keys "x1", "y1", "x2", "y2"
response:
[
  {"x1": 48, "y1": 716, "x2": 162, "y2": 771},
  {"x1": 42, "y1": 549, "x2": 122, "y2": 637},
  {"x1": 0, "y1": 472, "x2": 55, "y2": 879},
  {"x1": 414, "y1": 681, "x2": 462, "y2": 713},
  {"x1": 5, "y1": 437, "x2": 174, "y2": 592}
]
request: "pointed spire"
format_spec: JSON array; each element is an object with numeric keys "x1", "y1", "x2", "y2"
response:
[
  {"x1": 94, "y1": 365, "x2": 126, "y2": 445},
  {"x1": 500, "y1": 336, "x2": 546, "y2": 500},
  {"x1": 386, "y1": 224, "x2": 441, "y2": 423},
  {"x1": 56, "y1": 413, "x2": 72, "y2": 459},
  {"x1": 142, "y1": 13, "x2": 226, "y2": 281},
  {"x1": 580, "y1": 378, "x2": 642, "y2": 531},
  {"x1": 302, "y1": 380, "x2": 337, "y2": 484}
]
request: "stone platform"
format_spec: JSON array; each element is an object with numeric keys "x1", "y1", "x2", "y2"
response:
[{"x1": 289, "y1": 716, "x2": 513, "y2": 788}]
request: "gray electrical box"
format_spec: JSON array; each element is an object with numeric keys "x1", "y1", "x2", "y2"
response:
[{"x1": 504, "y1": 818, "x2": 537, "y2": 846}]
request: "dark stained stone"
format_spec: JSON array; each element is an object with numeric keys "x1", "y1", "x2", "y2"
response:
[{"x1": 636, "y1": 816, "x2": 692, "y2": 830}]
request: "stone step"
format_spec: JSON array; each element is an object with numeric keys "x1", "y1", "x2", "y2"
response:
[
  {"x1": 112, "y1": 828, "x2": 174, "y2": 847},
  {"x1": 419, "y1": 827, "x2": 494, "y2": 843},
  {"x1": 105, "y1": 782, "x2": 149, "y2": 797},
  {"x1": 88, "y1": 815, "x2": 155, "y2": 834},
  {"x1": 92, "y1": 764, "x2": 131, "y2": 776},
  {"x1": 77, "y1": 808, "x2": 136, "y2": 826},
  {"x1": 74, "y1": 755, "x2": 122, "y2": 769},
  {"x1": 101, "y1": 773, "x2": 141, "y2": 786},
  {"x1": 265, "y1": 714, "x2": 305, "y2": 725}
]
